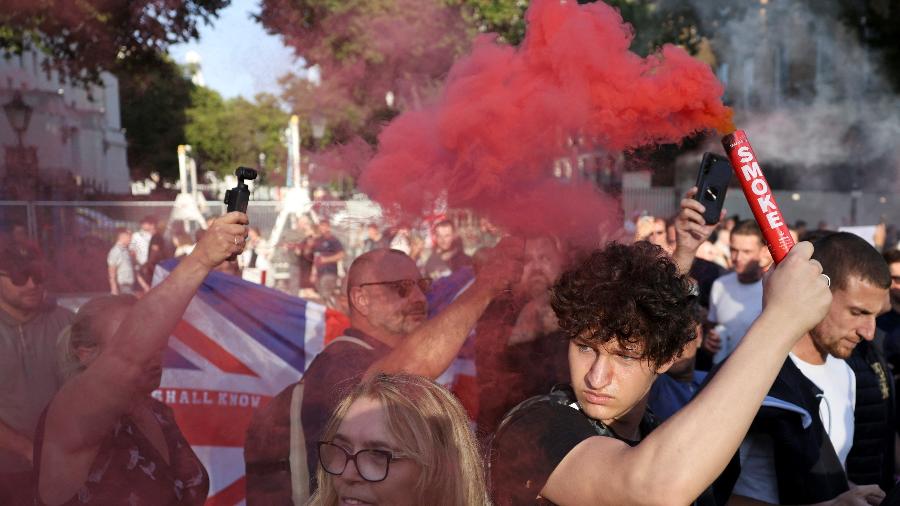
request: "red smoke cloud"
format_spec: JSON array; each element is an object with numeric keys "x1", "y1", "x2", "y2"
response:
[
  {"x1": 359, "y1": 0, "x2": 733, "y2": 243},
  {"x1": 310, "y1": 137, "x2": 375, "y2": 185}
]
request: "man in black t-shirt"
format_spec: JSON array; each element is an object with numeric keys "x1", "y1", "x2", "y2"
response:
[
  {"x1": 362, "y1": 223, "x2": 389, "y2": 252},
  {"x1": 490, "y1": 242, "x2": 698, "y2": 505},
  {"x1": 424, "y1": 220, "x2": 472, "y2": 280},
  {"x1": 490, "y1": 194, "x2": 836, "y2": 505},
  {"x1": 311, "y1": 220, "x2": 345, "y2": 301}
]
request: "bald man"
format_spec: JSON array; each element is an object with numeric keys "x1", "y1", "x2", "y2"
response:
[{"x1": 245, "y1": 242, "x2": 523, "y2": 504}]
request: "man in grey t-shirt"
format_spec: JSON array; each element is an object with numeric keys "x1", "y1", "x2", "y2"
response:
[{"x1": 108, "y1": 228, "x2": 136, "y2": 294}]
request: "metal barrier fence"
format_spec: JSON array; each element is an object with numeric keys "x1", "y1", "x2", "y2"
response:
[
  {"x1": 621, "y1": 187, "x2": 681, "y2": 221},
  {"x1": 0, "y1": 200, "x2": 391, "y2": 293},
  {"x1": 0, "y1": 191, "x2": 681, "y2": 294},
  {"x1": 11, "y1": 187, "x2": 895, "y2": 294},
  {"x1": 1, "y1": 201, "x2": 278, "y2": 257},
  {"x1": 0, "y1": 191, "x2": 681, "y2": 240}
]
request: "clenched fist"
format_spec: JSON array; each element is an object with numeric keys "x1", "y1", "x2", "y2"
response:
[
  {"x1": 190, "y1": 212, "x2": 250, "y2": 269},
  {"x1": 475, "y1": 237, "x2": 526, "y2": 296},
  {"x1": 760, "y1": 241, "x2": 832, "y2": 340}
]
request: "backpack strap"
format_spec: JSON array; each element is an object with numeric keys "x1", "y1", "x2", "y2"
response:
[
  {"x1": 289, "y1": 382, "x2": 307, "y2": 504},
  {"x1": 327, "y1": 335, "x2": 375, "y2": 351},
  {"x1": 288, "y1": 334, "x2": 374, "y2": 504}
]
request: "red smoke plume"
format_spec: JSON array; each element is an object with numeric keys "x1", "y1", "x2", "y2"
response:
[
  {"x1": 359, "y1": 0, "x2": 733, "y2": 243},
  {"x1": 310, "y1": 138, "x2": 375, "y2": 185}
]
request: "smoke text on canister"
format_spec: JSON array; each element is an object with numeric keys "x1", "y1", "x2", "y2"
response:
[{"x1": 736, "y1": 146, "x2": 784, "y2": 231}]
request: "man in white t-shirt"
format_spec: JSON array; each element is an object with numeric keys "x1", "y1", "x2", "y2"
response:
[
  {"x1": 707, "y1": 220, "x2": 766, "y2": 364},
  {"x1": 129, "y1": 216, "x2": 155, "y2": 267},
  {"x1": 723, "y1": 232, "x2": 890, "y2": 506}
]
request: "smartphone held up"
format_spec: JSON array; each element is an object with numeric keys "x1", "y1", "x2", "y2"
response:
[{"x1": 693, "y1": 152, "x2": 732, "y2": 225}]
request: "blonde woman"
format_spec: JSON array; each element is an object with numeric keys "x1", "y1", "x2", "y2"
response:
[{"x1": 308, "y1": 373, "x2": 490, "y2": 506}]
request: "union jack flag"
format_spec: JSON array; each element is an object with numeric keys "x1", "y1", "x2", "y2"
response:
[{"x1": 151, "y1": 260, "x2": 349, "y2": 505}]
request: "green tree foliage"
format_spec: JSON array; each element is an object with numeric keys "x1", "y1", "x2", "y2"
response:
[
  {"x1": 185, "y1": 87, "x2": 230, "y2": 174},
  {"x1": 0, "y1": 0, "x2": 229, "y2": 84},
  {"x1": 453, "y1": 0, "x2": 704, "y2": 54},
  {"x1": 185, "y1": 87, "x2": 290, "y2": 182},
  {"x1": 116, "y1": 55, "x2": 194, "y2": 181},
  {"x1": 449, "y1": 0, "x2": 529, "y2": 45}
]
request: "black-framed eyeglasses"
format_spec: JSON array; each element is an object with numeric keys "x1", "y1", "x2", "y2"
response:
[
  {"x1": 354, "y1": 278, "x2": 432, "y2": 298},
  {"x1": 317, "y1": 441, "x2": 408, "y2": 482},
  {"x1": 0, "y1": 268, "x2": 45, "y2": 287}
]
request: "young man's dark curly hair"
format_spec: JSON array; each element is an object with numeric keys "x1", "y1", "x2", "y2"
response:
[{"x1": 550, "y1": 241, "x2": 699, "y2": 369}]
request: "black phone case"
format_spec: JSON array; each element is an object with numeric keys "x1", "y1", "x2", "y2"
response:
[{"x1": 694, "y1": 152, "x2": 733, "y2": 225}]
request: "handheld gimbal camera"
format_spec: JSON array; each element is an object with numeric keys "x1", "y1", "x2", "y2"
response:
[
  {"x1": 223, "y1": 166, "x2": 257, "y2": 261},
  {"x1": 224, "y1": 166, "x2": 258, "y2": 214}
]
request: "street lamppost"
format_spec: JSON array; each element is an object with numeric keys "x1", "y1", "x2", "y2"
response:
[
  {"x1": 4, "y1": 91, "x2": 32, "y2": 147},
  {"x1": 309, "y1": 112, "x2": 326, "y2": 187},
  {"x1": 310, "y1": 112, "x2": 331, "y2": 192},
  {"x1": 310, "y1": 112, "x2": 326, "y2": 145},
  {"x1": 3, "y1": 91, "x2": 38, "y2": 198}
]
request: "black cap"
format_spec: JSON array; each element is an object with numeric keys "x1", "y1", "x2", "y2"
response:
[{"x1": 0, "y1": 244, "x2": 33, "y2": 273}]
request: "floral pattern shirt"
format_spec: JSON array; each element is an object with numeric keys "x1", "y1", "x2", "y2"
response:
[{"x1": 34, "y1": 399, "x2": 209, "y2": 505}]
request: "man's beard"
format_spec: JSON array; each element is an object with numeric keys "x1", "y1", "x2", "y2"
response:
[
  {"x1": 736, "y1": 262, "x2": 762, "y2": 283},
  {"x1": 519, "y1": 274, "x2": 550, "y2": 299},
  {"x1": 9, "y1": 289, "x2": 44, "y2": 312}
]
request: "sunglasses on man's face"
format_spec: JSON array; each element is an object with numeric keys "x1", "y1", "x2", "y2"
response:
[
  {"x1": 355, "y1": 278, "x2": 432, "y2": 298},
  {"x1": 0, "y1": 268, "x2": 45, "y2": 287}
]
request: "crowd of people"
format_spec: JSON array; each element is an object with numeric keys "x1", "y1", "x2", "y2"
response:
[
  {"x1": 268, "y1": 214, "x2": 499, "y2": 310},
  {"x1": 1, "y1": 186, "x2": 900, "y2": 505},
  {"x1": 98, "y1": 206, "x2": 502, "y2": 316}
]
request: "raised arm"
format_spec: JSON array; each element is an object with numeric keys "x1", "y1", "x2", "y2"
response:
[
  {"x1": 44, "y1": 212, "x2": 248, "y2": 454},
  {"x1": 672, "y1": 186, "x2": 725, "y2": 276},
  {"x1": 367, "y1": 237, "x2": 524, "y2": 379},
  {"x1": 541, "y1": 242, "x2": 832, "y2": 506}
]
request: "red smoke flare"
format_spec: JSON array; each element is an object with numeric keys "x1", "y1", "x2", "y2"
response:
[{"x1": 359, "y1": 0, "x2": 733, "y2": 243}]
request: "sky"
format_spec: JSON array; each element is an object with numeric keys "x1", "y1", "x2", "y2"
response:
[{"x1": 169, "y1": 0, "x2": 308, "y2": 100}]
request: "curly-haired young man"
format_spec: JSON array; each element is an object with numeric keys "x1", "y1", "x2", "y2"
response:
[{"x1": 489, "y1": 236, "x2": 834, "y2": 505}]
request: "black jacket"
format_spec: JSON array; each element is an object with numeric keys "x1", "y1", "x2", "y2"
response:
[
  {"x1": 714, "y1": 357, "x2": 849, "y2": 504},
  {"x1": 845, "y1": 338, "x2": 896, "y2": 491}
]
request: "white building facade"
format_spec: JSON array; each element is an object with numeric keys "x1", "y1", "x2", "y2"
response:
[{"x1": 0, "y1": 49, "x2": 130, "y2": 196}]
